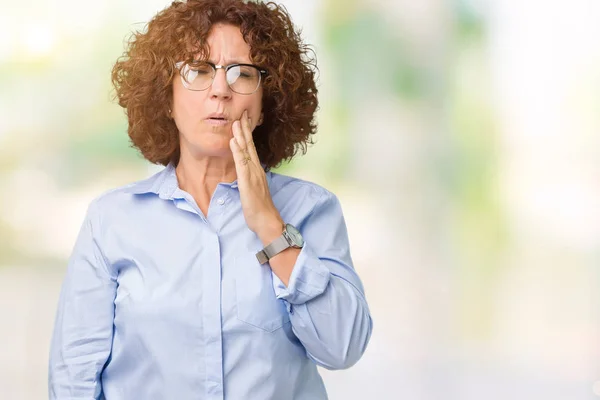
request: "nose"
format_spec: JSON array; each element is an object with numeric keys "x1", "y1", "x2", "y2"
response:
[{"x1": 209, "y1": 69, "x2": 232, "y2": 101}]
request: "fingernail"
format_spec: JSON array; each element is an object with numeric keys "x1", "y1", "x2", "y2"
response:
[{"x1": 244, "y1": 110, "x2": 248, "y2": 120}]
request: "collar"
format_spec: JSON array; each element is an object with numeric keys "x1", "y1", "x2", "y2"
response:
[{"x1": 124, "y1": 162, "x2": 272, "y2": 199}]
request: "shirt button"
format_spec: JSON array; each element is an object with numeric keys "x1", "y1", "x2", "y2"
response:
[{"x1": 217, "y1": 198, "x2": 225, "y2": 205}]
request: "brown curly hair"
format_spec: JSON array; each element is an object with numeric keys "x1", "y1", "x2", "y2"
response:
[{"x1": 111, "y1": 0, "x2": 319, "y2": 169}]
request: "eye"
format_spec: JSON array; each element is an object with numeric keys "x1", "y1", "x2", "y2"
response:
[
  {"x1": 190, "y1": 63, "x2": 214, "y2": 75},
  {"x1": 238, "y1": 66, "x2": 257, "y2": 79}
]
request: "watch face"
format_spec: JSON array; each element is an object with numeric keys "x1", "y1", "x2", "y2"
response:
[{"x1": 285, "y1": 224, "x2": 304, "y2": 247}]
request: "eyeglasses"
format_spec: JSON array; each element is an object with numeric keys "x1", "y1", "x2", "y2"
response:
[{"x1": 175, "y1": 61, "x2": 267, "y2": 95}]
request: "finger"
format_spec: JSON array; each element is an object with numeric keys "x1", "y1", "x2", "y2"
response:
[
  {"x1": 232, "y1": 120, "x2": 247, "y2": 152},
  {"x1": 241, "y1": 110, "x2": 259, "y2": 160},
  {"x1": 230, "y1": 137, "x2": 251, "y2": 167},
  {"x1": 229, "y1": 136, "x2": 241, "y2": 159},
  {"x1": 242, "y1": 110, "x2": 254, "y2": 144},
  {"x1": 240, "y1": 110, "x2": 255, "y2": 147}
]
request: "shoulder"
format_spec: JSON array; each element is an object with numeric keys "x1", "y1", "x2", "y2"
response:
[
  {"x1": 270, "y1": 171, "x2": 331, "y2": 196},
  {"x1": 269, "y1": 171, "x2": 341, "y2": 212},
  {"x1": 87, "y1": 169, "x2": 164, "y2": 217}
]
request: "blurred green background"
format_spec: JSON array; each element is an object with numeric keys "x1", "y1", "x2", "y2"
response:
[{"x1": 1, "y1": 0, "x2": 599, "y2": 399}]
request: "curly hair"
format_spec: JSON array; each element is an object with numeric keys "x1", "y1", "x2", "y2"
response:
[{"x1": 111, "y1": 0, "x2": 319, "y2": 169}]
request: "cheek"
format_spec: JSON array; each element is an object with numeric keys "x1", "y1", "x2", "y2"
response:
[
  {"x1": 245, "y1": 93, "x2": 263, "y2": 122},
  {"x1": 177, "y1": 95, "x2": 203, "y2": 116},
  {"x1": 172, "y1": 81, "x2": 204, "y2": 117}
]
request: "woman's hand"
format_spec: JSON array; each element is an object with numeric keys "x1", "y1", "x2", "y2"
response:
[{"x1": 230, "y1": 110, "x2": 284, "y2": 245}]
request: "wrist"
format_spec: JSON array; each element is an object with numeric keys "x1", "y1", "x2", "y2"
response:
[{"x1": 256, "y1": 215, "x2": 285, "y2": 246}]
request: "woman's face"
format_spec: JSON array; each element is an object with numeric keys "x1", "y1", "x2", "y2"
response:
[{"x1": 172, "y1": 23, "x2": 264, "y2": 160}]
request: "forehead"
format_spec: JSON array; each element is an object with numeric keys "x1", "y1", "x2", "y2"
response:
[{"x1": 203, "y1": 23, "x2": 251, "y2": 63}]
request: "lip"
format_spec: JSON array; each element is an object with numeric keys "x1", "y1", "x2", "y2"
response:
[
  {"x1": 204, "y1": 112, "x2": 230, "y2": 127},
  {"x1": 204, "y1": 119, "x2": 229, "y2": 126}
]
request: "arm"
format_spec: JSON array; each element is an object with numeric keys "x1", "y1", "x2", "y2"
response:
[
  {"x1": 229, "y1": 113, "x2": 372, "y2": 370},
  {"x1": 267, "y1": 191, "x2": 373, "y2": 370},
  {"x1": 49, "y1": 200, "x2": 116, "y2": 399}
]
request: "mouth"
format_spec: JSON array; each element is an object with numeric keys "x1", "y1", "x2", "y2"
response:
[
  {"x1": 205, "y1": 118, "x2": 229, "y2": 126},
  {"x1": 205, "y1": 113, "x2": 230, "y2": 126}
]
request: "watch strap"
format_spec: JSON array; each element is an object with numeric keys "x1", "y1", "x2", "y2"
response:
[{"x1": 255, "y1": 234, "x2": 290, "y2": 264}]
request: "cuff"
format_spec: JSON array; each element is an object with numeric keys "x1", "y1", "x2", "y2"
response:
[{"x1": 271, "y1": 244, "x2": 331, "y2": 305}]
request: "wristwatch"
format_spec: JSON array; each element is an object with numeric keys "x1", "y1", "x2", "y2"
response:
[{"x1": 255, "y1": 223, "x2": 304, "y2": 264}]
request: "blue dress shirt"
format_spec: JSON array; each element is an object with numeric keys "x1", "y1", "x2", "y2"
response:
[{"x1": 49, "y1": 163, "x2": 373, "y2": 400}]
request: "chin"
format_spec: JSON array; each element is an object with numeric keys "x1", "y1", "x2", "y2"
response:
[
  {"x1": 180, "y1": 130, "x2": 233, "y2": 157},
  {"x1": 191, "y1": 143, "x2": 233, "y2": 158}
]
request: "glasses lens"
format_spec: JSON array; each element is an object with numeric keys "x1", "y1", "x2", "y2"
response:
[
  {"x1": 227, "y1": 65, "x2": 260, "y2": 94},
  {"x1": 182, "y1": 62, "x2": 214, "y2": 91}
]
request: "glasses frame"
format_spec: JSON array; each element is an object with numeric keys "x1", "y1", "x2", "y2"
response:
[{"x1": 175, "y1": 61, "x2": 268, "y2": 95}]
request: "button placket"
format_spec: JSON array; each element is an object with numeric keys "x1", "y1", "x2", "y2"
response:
[{"x1": 207, "y1": 187, "x2": 230, "y2": 230}]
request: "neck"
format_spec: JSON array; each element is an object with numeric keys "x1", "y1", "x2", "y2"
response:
[{"x1": 175, "y1": 151, "x2": 237, "y2": 203}]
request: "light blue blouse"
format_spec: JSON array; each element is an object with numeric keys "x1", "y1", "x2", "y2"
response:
[{"x1": 49, "y1": 163, "x2": 373, "y2": 400}]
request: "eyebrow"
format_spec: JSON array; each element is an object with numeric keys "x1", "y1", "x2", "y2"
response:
[{"x1": 206, "y1": 58, "x2": 251, "y2": 65}]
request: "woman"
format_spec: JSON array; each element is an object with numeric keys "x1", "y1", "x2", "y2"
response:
[{"x1": 49, "y1": 0, "x2": 373, "y2": 399}]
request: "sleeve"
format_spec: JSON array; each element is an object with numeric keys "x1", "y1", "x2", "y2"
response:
[
  {"x1": 271, "y1": 190, "x2": 373, "y2": 370},
  {"x1": 48, "y1": 199, "x2": 116, "y2": 399}
]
